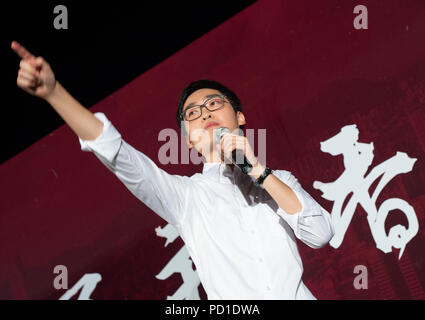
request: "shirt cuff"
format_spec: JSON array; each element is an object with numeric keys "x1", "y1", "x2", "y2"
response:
[
  {"x1": 78, "y1": 112, "x2": 122, "y2": 163},
  {"x1": 275, "y1": 187, "x2": 305, "y2": 238},
  {"x1": 272, "y1": 170, "x2": 325, "y2": 238}
]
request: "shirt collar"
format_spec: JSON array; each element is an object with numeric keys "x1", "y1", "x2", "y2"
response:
[{"x1": 202, "y1": 161, "x2": 241, "y2": 184}]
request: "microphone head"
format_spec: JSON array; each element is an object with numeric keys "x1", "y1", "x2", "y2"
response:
[{"x1": 214, "y1": 127, "x2": 231, "y2": 144}]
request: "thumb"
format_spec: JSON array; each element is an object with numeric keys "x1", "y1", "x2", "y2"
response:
[
  {"x1": 27, "y1": 57, "x2": 43, "y2": 71},
  {"x1": 28, "y1": 57, "x2": 43, "y2": 69},
  {"x1": 34, "y1": 57, "x2": 44, "y2": 67}
]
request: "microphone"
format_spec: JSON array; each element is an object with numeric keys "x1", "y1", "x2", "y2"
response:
[{"x1": 214, "y1": 127, "x2": 253, "y2": 174}]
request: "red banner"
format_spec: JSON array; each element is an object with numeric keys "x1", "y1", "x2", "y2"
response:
[{"x1": 1, "y1": 0, "x2": 425, "y2": 299}]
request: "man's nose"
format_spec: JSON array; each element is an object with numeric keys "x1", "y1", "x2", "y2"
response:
[{"x1": 202, "y1": 111, "x2": 212, "y2": 120}]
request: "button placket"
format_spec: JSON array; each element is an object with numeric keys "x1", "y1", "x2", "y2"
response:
[
  {"x1": 246, "y1": 218, "x2": 270, "y2": 292},
  {"x1": 233, "y1": 183, "x2": 249, "y2": 232},
  {"x1": 230, "y1": 166, "x2": 271, "y2": 292}
]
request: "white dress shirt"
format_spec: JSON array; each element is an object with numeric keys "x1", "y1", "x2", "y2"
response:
[{"x1": 78, "y1": 112, "x2": 335, "y2": 300}]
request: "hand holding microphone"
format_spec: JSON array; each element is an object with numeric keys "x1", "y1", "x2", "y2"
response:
[{"x1": 214, "y1": 127, "x2": 265, "y2": 176}]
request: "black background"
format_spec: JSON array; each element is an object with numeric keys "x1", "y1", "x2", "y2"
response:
[{"x1": 2, "y1": 1, "x2": 256, "y2": 164}]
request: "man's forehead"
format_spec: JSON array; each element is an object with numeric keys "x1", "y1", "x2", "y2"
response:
[{"x1": 184, "y1": 89, "x2": 221, "y2": 108}]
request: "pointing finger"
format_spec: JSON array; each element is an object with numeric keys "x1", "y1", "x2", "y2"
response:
[{"x1": 11, "y1": 41, "x2": 35, "y2": 60}]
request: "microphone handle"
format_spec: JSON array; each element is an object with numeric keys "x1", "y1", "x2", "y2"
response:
[{"x1": 232, "y1": 149, "x2": 253, "y2": 174}]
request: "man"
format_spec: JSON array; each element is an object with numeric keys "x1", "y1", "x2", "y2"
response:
[{"x1": 12, "y1": 41, "x2": 334, "y2": 300}]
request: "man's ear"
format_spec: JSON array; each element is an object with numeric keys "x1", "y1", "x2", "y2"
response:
[
  {"x1": 185, "y1": 134, "x2": 194, "y2": 149},
  {"x1": 237, "y1": 111, "x2": 246, "y2": 127},
  {"x1": 182, "y1": 121, "x2": 193, "y2": 149}
]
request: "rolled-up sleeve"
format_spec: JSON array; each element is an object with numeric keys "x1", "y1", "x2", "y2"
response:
[
  {"x1": 272, "y1": 170, "x2": 335, "y2": 249},
  {"x1": 78, "y1": 112, "x2": 190, "y2": 228}
]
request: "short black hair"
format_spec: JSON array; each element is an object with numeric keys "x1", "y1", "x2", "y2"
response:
[{"x1": 176, "y1": 79, "x2": 244, "y2": 135}]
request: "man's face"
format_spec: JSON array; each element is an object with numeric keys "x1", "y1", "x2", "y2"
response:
[{"x1": 182, "y1": 88, "x2": 246, "y2": 156}]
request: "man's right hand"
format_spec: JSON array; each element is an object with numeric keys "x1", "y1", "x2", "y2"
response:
[{"x1": 11, "y1": 41, "x2": 57, "y2": 100}]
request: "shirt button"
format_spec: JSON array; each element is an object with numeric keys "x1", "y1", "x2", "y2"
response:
[
  {"x1": 250, "y1": 229, "x2": 255, "y2": 235},
  {"x1": 258, "y1": 258, "x2": 263, "y2": 263},
  {"x1": 266, "y1": 286, "x2": 271, "y2": 291}
]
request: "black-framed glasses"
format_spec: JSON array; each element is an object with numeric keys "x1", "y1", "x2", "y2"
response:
[{"x1": 181, "y1": 94, "x2": 227, "y2": 121}]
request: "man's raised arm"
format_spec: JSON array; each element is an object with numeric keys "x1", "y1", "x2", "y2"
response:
[{"x1": 12, "y1": 41, "x2": 190, "y2": 228}]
